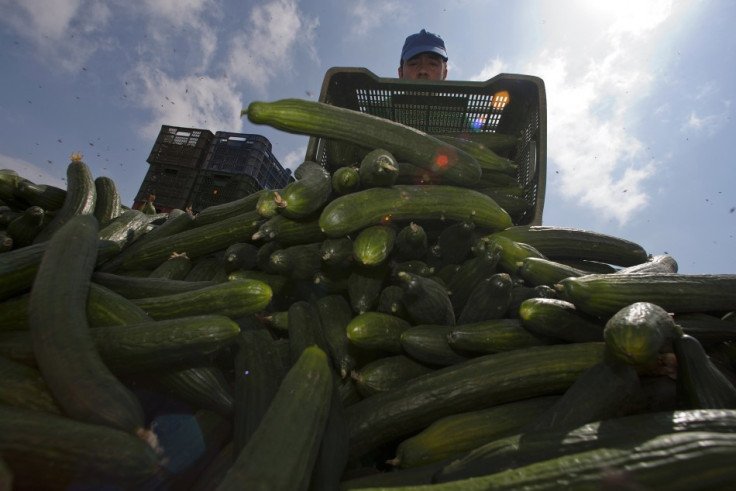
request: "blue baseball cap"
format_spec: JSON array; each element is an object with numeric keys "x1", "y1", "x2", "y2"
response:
[{"x1": 400, "y1": 29, "x2": 448, "y2": 62}]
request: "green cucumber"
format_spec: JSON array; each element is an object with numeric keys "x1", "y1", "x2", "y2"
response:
[
  {"x1": 457, "y1": 272, "x2": 513, "y2": 324},
  {"x1": 436, "y1": 220, "x2": 475, "y2": 266},
  {"x1": 243, "y1": 98, "x2": 482, "y2": 186},
  {"x1": 92, "y1": 271, "x2": 216, "y2": 299},
  {"x1": 319, "y1": 185, "x2": 511, "y2": 238},
  {"x1": 98, "y1": 208, "x2": 155, "y2": 249},
  {"x1": 275, "y1": 161, "x2": 332, "y2": 219},
  {"x1": 674, "y1": 333, "x2": 736, "y2": 409},
  {"x1": 332, "y1": 165, "x2": 361, "y2": 195},
  {"x1": 517, "y1": 256, "x2": 588, "y2": 286},
  {"x1": 398, "y1": 271, "x2": 455, "y2": 326},
  {"x1": 346, "y1": 311, "x2": 411, "y2": 355},
  {"x1": 351, "y1": 354, "x2": 434, "y2": 398},
  {"x1": 353, "y1": 224, "x2": 396, "y2": 266},
  {"x1": 447, "y1": 318, "x2": 555, "y2": 354},
  {"x1": 93, "y1": 175, "x2": 122, "y2": 227},
  {"x1": 153, "y1": 365, "x2": 234, "y2": 417},
  {"x1": 315, "y1": 294, "x2": 358, "y2": 379},
  {"x1": 603, "y1": 302, "x2": 679, "y2": 367},
  {"x1": 359, "y1": 148, "x2": 399, "y2": 188},
  {"x1": 147, "y1": 252, "x2": 192, "y2": 280},
  {"x1": 0, "y1": 354, "x2": 61, "y2": 414},
  {"x1": 395, "y1": 222, "x2": 428, "y2": 261},
  {"x1": 268, "y1": 241, "x2": 323, "y2": 280},
  {"x1": 400, "y1": 324, "x2": 473, "y2": 366},
  {"x1": 0, "y1": 404, "x2": 160, "y2": 489},
  {"x1": 557, "y1": 273, "x2": 736, "y2": 317},
  {"x1": 346, "y1": 342, "x2": 606, "y2": 460},
  {"x1": 518, "y1": 297, "x2": 605, "y2": 343},
  {"x1": 14, "y1": 179, "x2": 66, "y2": 210},
  {"x1": 130, "y1": 279, "x2": 271, "y2": 320},
  {"x1": 492, "y1": 226, "x2": 649, "y2": 267},
  {"x1": 252, "y1": 213, "x2": 325, "y2": 245},
  {"x1": 216, "y1": 346, "x2": 332, "y2": 491},
  {"x1": 32, "y1": 159, "x2": 96, "y2": 243},
  {"x1": 28, "y1": 214, "x2": 146, "y2": 434},
  {"x1": 348, "y1": 263, "x2": 390, "y2": 314},
  {"x1": 6, "y1": 205, "x2": 46, "y2": 248}
]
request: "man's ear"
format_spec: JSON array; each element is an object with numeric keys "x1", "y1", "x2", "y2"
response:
[
  {"x1": 442, "y1": 66, "x2": 448, "y2": 80},
  {"x1": 398, "y1": 65, "x2": 403, "y2": 78}
]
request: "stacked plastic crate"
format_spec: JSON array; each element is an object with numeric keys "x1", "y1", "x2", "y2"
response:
[
  {"x1": 133, "y1": 126, "x2": 214, "y2": 213},
  {"x1": 187, "y1": 132, "x2": 293, "y2": 213}
]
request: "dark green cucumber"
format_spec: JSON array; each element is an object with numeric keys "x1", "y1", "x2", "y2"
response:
[
  {"x1": 675, "y1": 313, "x2": 736, "y2": 346},
  {"x1": 0, "y1": 354, "x2": 61, "y2": 414},
  {"x1": 148, "y1": 252, "x2": 192, "y2": 280},
  {"x1": 131, "y1": 279, "x2": 271, "y2": 320},
  {"x1": 92, "y1": 271, "x2": 216, "y2": 299},
  {"x1": 398, "y1": 271, "x2": 455, "y2": 326},
  {"x1": 14, "y1": 179, "x2": 66, "y2": 210},
  {"x1": 436, "y1": 408, "x2": 736, "y2": 484},
  {"x1": 346, "y1": 311, "x2": 412, "y2": 354},
  {"x1": 28, "y1": 214, "x2": 145, "y2": 434},
  {"x1": 93, "y1": 175, "x2": 122, "y2": 227},
  {"x1": 97, "y1": 209, "x2": 196, "y2": 273},
  {"x1": 315, "y1": 294, "x2": 358, "y2": 379},
  {"x1": 6, "y1": 205, "x2": 47, "y2": 247},
  {"x1": 351, "y1": 354, "x2": 434, "y2": 398},
  {"x1": 479, "y1": 234, "x2": 546, "y2": 275},
  {"x1": 117, "y1": 209, "x2": 263, "y2": 271},
  {"x1": 228, "y1": 269, "x2": 289, "y2": 295},
  {"x1": 437, "y1": 219, "x2": 475, "y2": 266},
  {"x1": 319, "y1": 185, "x2": 511, "y2": 238},
  {"x1": 251, "y1": 212, "x2": 325, "y2": 245},
  {"x1": 234, "y1": 329, "x2": 287, "y2": 452},
  {"x1": 347, "y1": 263, "x2": 390, "y2": 314},
  {"x1": 395, "y1": 222, "x2": 428, "y2": 261},
  {"x1": 332, "y1": 165, "x2": 361, "y2": 195},
  {"x1": 353, "y1": 224, "x2": 396, "y2": 266},
  {"x1": 603, "y1": 302, "x2": 679, "y2": 367},
  {"x1": 431, "y1": 431, "x2": 736, "y2": 490},
  {"x1": 275, "y1": 160, "x2": 332, "y2": 219},
  {"x1": 222, "y1": 242, "x2": 258, "y2": 273},
  {"x1": 400, "y1": 324, "x2": 473, "y2": 366},
  {"x1": 268, "y1": 241, "x2": 323, "y2": 280},
  {"x1": 390, "y1": 396, "x2": 559, "y2": 469},
  {"x1": 437, "y1": 132, "x2": 519, "y2": 154},
  {"x1": 492, "y1": 226, "x2": 649, "y2": 267},
  {"x1": 288, "y1": 300, "x2": 329, "y2": 364},
  {"x1": 522, "y1": 359, "x2": 641, "y2": 432},
  {"x1": 674, "y1": 333, "x2": 736, "y2": 409},
  {"x1": 518, "y1": 297, "x2": 605, "y2": 343},
  {"x1": 255, "y1": 188, "x2": 282, "y2": 218},
  {"x1": 345, "y1": 342, "x2": 606, "y2": 460},
  {"x1": 359, "y1": 148, "x2": 399, "y2": 188},
  {"x1": 320, "y1": 236, "x2": 354, "y2": 268},
  {"x1": 378, "y1": 284, "x2": 409, "y2": 320},
  {"x1": 457, "y1": 272, "x2": 513, "y2": 324},
  {"x1": 186, "y1": 255, "x2": 227, "y2": 282},
  {"x1": 193, "y1": 188, "x2": 269, "y2": 226},
  {"x1": 558, "y1": 273, "x2": 736, "y2": 317},
  {"x1": 445, "y1": 248, "x2": 501, "y2": 312},
  {"x1": 243, "y1": 98, "x2": 482, "y2": 186},
  {"x1": 216, "y1": 346, "x2": 332, "y2": 491},
  {"x1": 448, "y1": 318, "x2": 555, "y2": 354},
  {"x1": 98, "y1": 208, "x2": 155, "y2": 248},
  {"x1": 517, "y1": 256, "x2": 588, "y2": 287},
  {"x1": 33, "y1": 159, "x2": 96, "y2": 243},
  {"x1": 87, "y1": 282, "x2": 153, "y2": 327},
  {"x1": 0, "y1": 404, "x2": 160, "y2": 489},
  {"x1": 434, "y1": 134, "x2": 517, "y2": 174},
  {"x1": 154, "y1": 365, "x2": 234, "y2": 417},
  {"x1": 616, "y1": 253, "x2": 679, "y2": 274}
]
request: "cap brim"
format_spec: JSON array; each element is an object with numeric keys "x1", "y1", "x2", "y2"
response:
[{"x1": 402, "y1": 46, "x2": 448, "y2": 62}]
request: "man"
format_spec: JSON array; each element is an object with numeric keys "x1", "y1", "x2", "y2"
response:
[{"x1": 398, "y1": 29, "x2": 448, "y2": 81}]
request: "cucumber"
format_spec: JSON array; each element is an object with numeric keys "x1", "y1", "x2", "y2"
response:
[
  {"x1": 93, "y1": 175, "x2": 122, "y2": 227},
  {"x1": 92, "y1": 271, "x2": 216, "y2": 299},
  {"x1": 332, "y1": 165, "x2": 361, "y2": 195},
  {"x1": 445, "y1": 248, "x2": 501, "y2": 312},
  {"x1": 603, "y1": 302, "x2": 679, "y2": 367},
  {"x1": 130, "y1": 279, "x2": 272, "y2": 320},
  {"x1": 268, "y1": 241, "x2": 323, "y2": 280},
  {"x1": 194, "y1": 188, "x2": 269, "y2": 226},
  {"x1": 395, "y1": 222, "x2": 429, "y2": 261},
  {"x1": 400, "y1": 324, "x2": 473, "y2": 366},
  {"x1": 390, "y1": 396, "x2": 559, "y2": 469},
  {"x1": 434, "y1": 134, "x2": 517, "y2": 174},
  {"x1": 674, "y1": 333, "x2": 736, "y2": 409},
  {"x1": 359, "y1": 148, "x2": 399, "y2": 188},
  {"x1": 6, "y1": 205, "x2": 46, "y2": 247},
  {"x1": 456, "y1": 272, "x2": 513, "y2": 324},
  {"x1": 348, "y1": 263, "x2": 390, "y2": 314},
  {"x1": 252, "y1": 213, "x2": 325, "y2": 245},
  {"x1": 518, "y1": 297, "x2": 605, "y2": 343},
  {"x1": 28, "y1": 214, "x2": 146, "y2": 434},
  {"x1": 14, "y1": 179, "x2": 66, "y2": 210},
  {"x1": 243, "y1": 98, "x2": 482, "y2": 186},
  {"x1": 492, "y1": 226, "x2": 649, "y2": 267},
  {"x1": 346, "y1": 311, "x2": 411, "y2": 355},
  {"x1": 0, "y1": 354, "x2": 61, "y2": 414},
  {"x1": 98, "y1": 208, "x2": 155, "y2": 248},
  {"x1": 345, "y1": 342, "x2": 606, "y2": 460},
  {"x1": 315, "y1": 294, "x2": 358, "y2": 378},
  {"x1": 222, "y1": 242, "x2": 258, "y2": 272},
  {"x1": 351, "y1": 354, "x2": 434, "y2": 398},
  {"x1": 216, "y1": 346, "x2": 332, "y2": 491},
  {"x1": 275, "y1": 160, "x2": 332, "y2": 219},
  {"x1": 436, "y1": 220, "x2": 475, "y2": 266},
  {"x1": 0, "y1": 404, "x2": 160, "y2": 489},
  {"x1": 319, "y1": 185, "x2": 512, "y2": 238},
  {"x1": 32, "y1": 159, "x2": 96, "y2": 243},
  {"x1": 557, "y1": 273, "x2": 736, "y2": 317},
  {"x1": 153, "y1": 365, "x2": 234, "y2": 417},
  {"x1": 255, "y1": 188, "x2": 282, "y2": 218},
  {"x1": 320, "y1": 237, "x2": 354, "y2": 268},
  {"x1": 517, "y1": 256, "x2": 588, "y2": 286},
  {"x1": 398, "y1": 271, "x2": 455, "y2": 326},
  {"x1": 148, "y1": 252, "x2": 192, "y2": 280},
  {"x1": 353, "y1": 224, "x2": 397, "y2": 266},
  {"x1": 447, "y1": 318, "x2": 556, "y2": 354}
]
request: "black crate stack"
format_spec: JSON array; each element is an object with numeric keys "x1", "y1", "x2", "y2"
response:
[{"x1": 134, "y1": 126, "x2": 292, "y2": 214}]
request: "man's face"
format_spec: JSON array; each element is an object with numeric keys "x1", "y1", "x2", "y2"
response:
[{"x1": 399, "y1": 53, "x2": 448, "y2": 80}]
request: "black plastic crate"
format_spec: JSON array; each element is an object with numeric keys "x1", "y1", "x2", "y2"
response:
[
  {"x1": 147, "y1": 125, "x2": 215, "y2": 169},
  {"x1": 187, "y1": 170, "x2": 262, "y2": 213},
  {"x1": 305, "y1": 67, "x2": 546, "y2": 225},
  {"x1": 133, "y1": 163, "x2": 199, "y2": 211},
  {"x1": 202, "y1": 132, "x2": 293, "y2": 189}
]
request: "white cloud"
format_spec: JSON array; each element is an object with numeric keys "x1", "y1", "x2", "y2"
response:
[
  {"x1": 281, "y1": 148, "x2": 307, "y2": 172},
  {"x1": 509, "y1": 0, "x2": 695, "y2": 226},
  {"x1": 681, "y1": 108, "x2": 730, "y2": 137},
  {"x1": 346, "y1": 0, "x2": 408, "y2": 37},
  {"x1": 131, "y1": 66, "x2": 243, "y2": 139},
  {"x1": 0, "y1": 153, "x2": 67, "y2": 189},
  {"x1": 470, "y1": 57, "x2": 509, "y2": 82},
  {"x1": 225, "y1": 0, "x2": 319, "y2": 92}
]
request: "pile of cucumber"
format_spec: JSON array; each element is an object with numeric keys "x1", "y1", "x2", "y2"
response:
[{"x1": 1, "y1": 100, "x2": 736, "y2": 490}]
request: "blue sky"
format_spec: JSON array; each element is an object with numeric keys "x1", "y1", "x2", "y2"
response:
[{"x1": 1, "y1": 0, "x2": 734, "y2": 274}]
